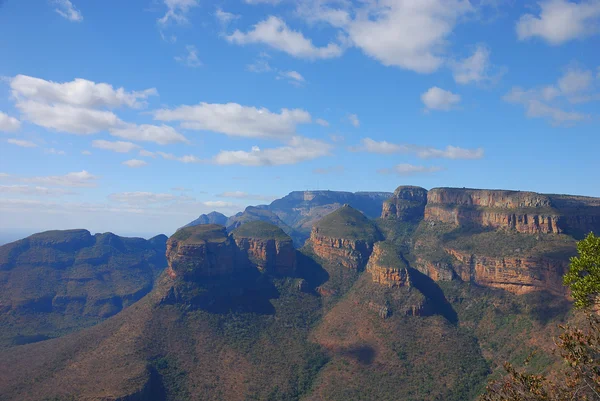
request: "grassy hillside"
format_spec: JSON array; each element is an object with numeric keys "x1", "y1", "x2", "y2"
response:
[
  {"x1": 314, "y1": 206, "x2": 382, "y2": 242},
  {"x1": 232, "y1": 220, "x2": 291, "y2": 241}
]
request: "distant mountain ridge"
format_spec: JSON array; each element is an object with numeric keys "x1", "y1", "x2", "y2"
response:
[{"x1": 0, "y1": 229, "x2": 167, "y2": 348}]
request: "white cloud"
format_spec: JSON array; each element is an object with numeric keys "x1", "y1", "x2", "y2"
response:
[
  {"x1": 351, "y1": 138, "x2": 484, "y2": 159},
  {"x1": 109, "y1": 191, "x2": 193, "y2": 204},
  {"x1": 153, "y1": 102, "x2": 311, "y2": 139},
  {"x1": 44, "y1": 148, "x2": 66, "y2": 155},
  {"x1": 175, "y1": 45, "x2": 202, "y2": 68},
  {"x1": 450, "y1": 44, "x2": 502, "y2": 85},
  {"x1": 347, "y1": 113, "x2": 360, "y2": 127},
  {"x1": 344, "y1": 0, "x2": 472, "y2": 73},
  {"x1": 156, "y1": 151, "x2": 201, "y2": 163},
  {"x1": 158, "y1": 0, "x2": 199, "y2": 25},
  {"x1": 139, "y1": 149, "x2": 156, "y2": 157},
  {"x1": 0, "y1": 185, "x2": 75, "y2": 196},
  {"x1": 217, "y1": 191, "x2": 276, "y2": 201},
  {"x1": 378, "y1": 163, "x2": 443, "y2": 176},
  {"x1": 0, "y1": 112, "x2": 21, "y2": 132},
  {"x1": 19, "y1": 170, "x2": 97, "y2": 187},
  {"x1": 516, "y1": 0, "x2": 600, "y2": 45},
  {"x1": 7, "y1": 138, "x2": 37, "y2": 148},
  {"x1": 212, "y1": 136, "x2": 331, "y2": 166},
  {"x1": 203, "y1": 200, "x2": 237, "y2": 208},
  {"x1": 277, "y1": 70, "x2": 305, "y2": 85},
  {"x1": 247, "y1": 58, "x2": 273, "y2": 73},
  {"x1": 81, "y1": 150, "x2": 92, "y2": 155},
  {"x1": 53, "y1": 0, "x2": 83, "y2": 22},
  {"x1": 226, "y1": 16, "x2": 343, "y2": 60},
  {"x1": 215, "y1": 8, "x2": 240, "y2": 25},
  {"x1": 92, "y1": 139, "x2": 139, "y2": 153},
  {"x1": 503, "y1": 65, "x2": 598, "y2": 124},
  {"x1": 245, "y1": 0, "x2": 281, "y2": 4},
  {"x1": 10, "y1": 75, "x2": 157, "y2": 135},
  {"x1": 15, "y1": 101, "x2": 121, "y2": 134},
  {"x1": 421, "y1": 87, "x2": 461, "y2": 111},
  {"x1": 10, "y1": 75, "x2": 157, "y2": 109},
  {"x1": 122, "y1": 159, "x2": 148, "y2": 168},
  {"x1": 109, "y1": 123, "x2": 188, "y2": 144},
  {"x1": 316, "y1": 118, "x2": 329, "y2": 127},
  {"x1": 313, "y1": 165, "x2": 344, "y2": 174}
]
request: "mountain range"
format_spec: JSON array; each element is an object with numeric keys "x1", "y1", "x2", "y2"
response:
[{"x1": 0, "y1": 186, "x2": 598, "y2": 400}]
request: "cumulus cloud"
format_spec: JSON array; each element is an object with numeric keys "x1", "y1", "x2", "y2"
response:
[
  {"x1": 139, "y1": 149, "x2": 156, "y2": 158},
  {"x1": 450, "y1": 44, "x2": 504, "y2": 85},
  {"x1": 92, "y1": 139, "x2": 139, "y2": 153},
  {"x1": 277, "y1": 70, "x2": 305, "y2": 86},
  {"x1": 122, "y1": 159, "x2": 148, "y2": 168},
  {"x1": 378, "y1": 164, "x2": 443, "y2": 176},
  {"x1": 315, "y1": 118, "x2": 329, "y2": 127},
  {"x1": 0, "y1": 112, "x2": 21, "y2": 132},
  {"x1": 10, "y1": 75, "x2": 156, "y2": 109},
  {"x1": 347, "y1": 113, "x2": 360, "y2": 127},
  {"x1": 421, "y1": 87, "x2": 461, "y2": 111},
  {"x1": 158, "y1": 0, "x2": 199, "y2": 26},
  {"x1": 203, "y1": 200, "x2": 238, "y2": 208},
  {"x1": 215, "y1": 8, "x2": 240, "y2": 25},
  {"x1": 351, "y1": 138, "x2": 484, "y2": 159},
  {"x1": 12, "y1": 170, "x2": 98, "y2": 187},
  {"x1": 503, "y1": 65, "x2": 598, "y2": 124},
  {"x1": 7, "y1": 138, "x2": 37, "y2": 148},
  {"x1": 44, "y1": 148, "x2": 66, "y2": 155},
  {"x1": 153, "y1": 102, "x2": 311, "y2": 139},
  {"x1": 53, "y1": 0, "x2": 83, "y2": 22},
  {"x1": 109, "y1": 124, "x2": 188, "y2": 144},
  {"x1": 109, "y1": 192, "x2": 193, "y2": 204},
  {"x1": 0, "y1": 185, "x2": 75, "y2": 196},
  {"x1": 10, "y1": 75, "x2": 157, "y2": 135},
  {"x1": 516, "y1": 0, "x2": 600, "y2": 45},
  {"x1": 216, "y1": 191, "x2": 276, "y2": 201},
  {"x1": 156, "y1": 151, "x2": 201, "y2": 163},
  {"x1": 226, "y1": 16, "x2": 343, "y2": 60},
  {"x1": 175, "y1": 45, "x2": 202, "y2": 68},
  {"x1": 212, "y1": 136, "x2": 331, "y2": 166}
]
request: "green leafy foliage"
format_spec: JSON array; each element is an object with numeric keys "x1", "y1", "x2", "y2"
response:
[
  {"x1": 314, "y1": 205, "x2": 382, "y2": 242},
  {"x1": 564, "y1": 232, "x2": 600, "y2": 308},
  {"x1": 232, "y1": 221, "x2": 291, "y2": 241}
]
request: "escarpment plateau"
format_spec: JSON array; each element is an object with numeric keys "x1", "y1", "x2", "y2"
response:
[{"x1": 381, "y1": 186, "x2": 428, "y2": 221}]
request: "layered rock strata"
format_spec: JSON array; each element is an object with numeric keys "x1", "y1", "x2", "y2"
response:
[
  {"x1": 366, "y1": 242, "x2": 411, "y2": 288},
  {"x1": 381, "y1": 186, "x2": 428, "y2": 221}
]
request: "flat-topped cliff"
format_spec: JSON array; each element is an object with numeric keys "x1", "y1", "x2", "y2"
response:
[
  {"x1": 307, "y1": 205, "x2": 382, "y2": 270},
  {"x1": 232, "y1": 221, "x2": 296, "y2": 275},
  {"x1": 381, "y1": 186, "x2": 428, "y2": 221}
]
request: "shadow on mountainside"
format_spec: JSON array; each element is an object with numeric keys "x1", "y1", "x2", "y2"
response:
[
  {"x1": 296, "y1": 251, "x2": 329, "y2": 291},
  {"x1": 339, "y1": 343, "x2": 377, "y2": 365},
  {"x1": 408, "y1": 268, "x2": 459, "y2": 325}
]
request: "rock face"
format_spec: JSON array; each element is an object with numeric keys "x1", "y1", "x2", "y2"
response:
[
  {"x1": 366, "y1": 242, "x2": 411, "y2": 288},
  {"x1": 308, "y1": 206, "x2": 382, "y2": 270},
  {"x1": 381, "y1": 186, "x2": 428, "y2": 221},
  {"x1": 424, "y1": 188, "x2": 600, "y2": 236},
  {"x1": 444, "y1": 247, "x2": 568, "y2": 295},
  {"x1": 232, "y1": 221, "x2": 296, "y2": 275},
  {"x1": 166, "y1": 225, "x2": 239, "y2": 280}
]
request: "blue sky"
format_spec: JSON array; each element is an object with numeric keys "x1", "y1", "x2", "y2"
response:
[{"x1": 0, "y1": 0, "x2": 599, "y2": 237}]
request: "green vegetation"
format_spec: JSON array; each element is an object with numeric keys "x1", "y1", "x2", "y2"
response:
[
  {"x1": 314, "y1": 205, "x2": 382, "y2": 242},
  {"x1": 170, "y1": 224, "x2": 228, "y2": 243},
  {"x1": 232, "y1": 220, "x2": 291, "y2": 241},
  {"x1": 563, "y1": 232, "x2": 600, "y2": 308}
]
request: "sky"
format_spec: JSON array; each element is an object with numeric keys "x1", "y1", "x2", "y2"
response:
[{"x1": 0, "y1": 0, "x2": 599, "y2": 238}]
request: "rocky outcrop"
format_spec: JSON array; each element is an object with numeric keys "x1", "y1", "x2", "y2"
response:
[
  {"x1": 233, "y1": 222, "x2": 296, "y2": 275},
  {"x1": 166, "y1": 225, "x2": 238, "y2": 280},
  {"x1": 310, "y1": 234, "x2": 375, "y2": 270},
  {"x1": 381, "y1": 186, "x2": 428, "y2": 221},
  {"x1": 366, "y1": 242, "x2": 411, "y2": 288},
  {"x1": 444, "y1": 248, "x2": 568, "y2": 295},
  {"x1": 308, "y1": 206, "x2": 382, "y2": 270},
  {"x1": 424, "y1": 188, "x2": 600, "y2": 236}
]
